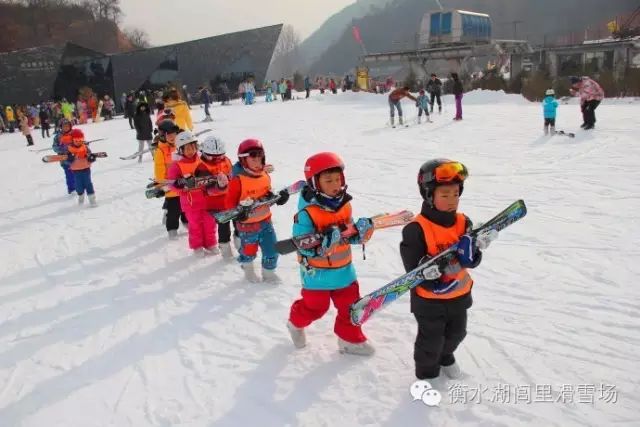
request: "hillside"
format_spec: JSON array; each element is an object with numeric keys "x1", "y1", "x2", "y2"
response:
[
  {"x1": 0, "y1": 2, "x2": 133, "y2": 54},
  {"x1": 308, "y1": 0, "x2": 638, "y2": 74},
  {"x1": 299, "y1": 0, "x2": 394, "y2": 66}
]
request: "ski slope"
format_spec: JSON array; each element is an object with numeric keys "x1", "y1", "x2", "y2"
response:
[{"x1": 0, "y1": 90, "x2": 638, "y2": 427}]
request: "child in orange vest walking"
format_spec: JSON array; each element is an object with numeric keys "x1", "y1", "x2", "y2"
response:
[
  {"x1": 399, "y1": 159, "x2": 498, "y2": 380},
  {"x1": 286, "y1": 152, "x2": 375, "y2": 356},
  {"x1": 199, "y1": 135, "x2": 235, "y2": 259},
  {"x1": 153, "y1": 120, "x2": 187, "y2": 239},
  {"x1": 168, "y1": 131, "x2": 219, "y2": 256},
  {"x1": 66, "y1": 128, "x2": 97, "y2": 206},
  {"x1": 225, "y1": 139, "x2": 291, "y2": 283}
]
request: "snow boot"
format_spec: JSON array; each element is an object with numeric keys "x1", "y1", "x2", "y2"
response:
[
  {"x1": 417, "y1": 116, "x2": 422, "y2": 124},
  {"x1": 439, "y1": 106, "x2": 442, "y2": 114},
  {"x1": 338, "y1": 338, "x2": 375, "y2": 356},
  {"x1": 544, "y1": 124, "x2": 549, "y2": 135},
  {"x1": 287, "y1": 321, "x2": 307, "y2": 349},
  {"x1": 399, "y1": 116, "x2": 404, "y2": 126},
  {"x1": 241, "y1": 262, "x2": 260, "y2": 283},
  {"x1": 78, "y1": 194, "x2": 85, "y2": 205},
  {"x1": 442, "y1": 362, "x2": 462, "y2": 379},
  {"x1": 550, "y1": 125, "x2": 556, "y2": 134},
  {"x1": 220, "y1": 242, "x2": 234, "y2": 259},
  {"x1": 193, "y1": 248, "x2": 206, "y2": 257},
  {"x1": 262, "y1": 268, "x2": 281, "y2": 284},
  {"x1": 88, "y1": 194, "x2": 97, "y2": 207},
  {"x1": 205, "y1": 246, "x2": 221, "y2": 255},
  {"x1": 168, "y1": 229, "x2": 178, "y2": 240},
  {"x1": 390, "y1": 116, "x2": 395, "y2": 128}
]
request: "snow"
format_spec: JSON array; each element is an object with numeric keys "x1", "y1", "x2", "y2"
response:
[{"x1": 1, "y1": 90, "x2": 639, "y2": 427}]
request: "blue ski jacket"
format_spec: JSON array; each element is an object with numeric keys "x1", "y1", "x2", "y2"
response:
[{"x1": 542, "y1": 96, "x2": 558, "y2": 119}]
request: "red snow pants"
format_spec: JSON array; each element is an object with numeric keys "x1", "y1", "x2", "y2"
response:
[
  {"x1": 289, "y1": 281, "x2": 366, "y2": 343},
  {"x1": 185, "y1": 208, "x2": 217, "y2": 250}
]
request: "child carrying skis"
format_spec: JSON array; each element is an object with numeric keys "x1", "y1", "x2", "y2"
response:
[
  {"x1": 399, "y1": 159, "x2": 498, "y2": 380},
  {"x1": 66, "y1": 129, "x2": 98, "y2": 206},
  {"x1": 225, "y1": 139, "x2": 291, "y2": 283},
  {"x1": 52, "y1": 119, "x2": 75, "y2": 194},
  {"x1": 199, "y1": 135, "x2": 235, "y2": 259},
  {"x1": 415, "y1": 90, "x2": 431, "y2": 124},
  {"x1": 542, "y1": 89, "x2": 559, "y2": 135},
  {"x1": 168, "y1": 131, "x2": 219, "y2": 256},
  {"x1": 286, "y1": 152, "x2": 375, "y2": 356}
]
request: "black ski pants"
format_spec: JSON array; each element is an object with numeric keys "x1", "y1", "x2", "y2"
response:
[
  {"x1": 164, "y1": 197, "x2": 187, "y2": 232},
  {"x1": 430, "y1": 92, "x2": 442, "y2": 111},
  {"x1": 581, "y1": 100, "x2": 600, "y2": 126},
  {"x1": 414, "y1": 310, "x2": 467, "y2": 379}
]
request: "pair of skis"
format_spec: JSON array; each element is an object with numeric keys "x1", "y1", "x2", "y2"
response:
[
  {"x1": 275, "y1": 210, "x2": 415, "y2": 255},
  {"x1": 553, "y1": 130, "x2": 575, "y2": 138},
  {"x1": 120, "y1": 129, "x2": 212, "y2": 160},
  {"x1": 30, "y1": 138, "x2": 106, "y2": 153},
  {"x1": 42, "y1": 152, "x2": 108, "y2": 163},
  {"x1": 349, "y1": 200, "x2": 528, "y2": 326},
  {"x1": 212, "y1": 180, "x2": 307, "y2": 223},
  {"x1": 144, "y1": 175, "x2": 221, "y2": 199}
]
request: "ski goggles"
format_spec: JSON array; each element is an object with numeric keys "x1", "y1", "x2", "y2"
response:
[
  {"x1": 238, "y1": 149, "x2": 264, "y2": 159},
  {"x1": 430, "y1": 162, "x2": 468, "y2": 183}
]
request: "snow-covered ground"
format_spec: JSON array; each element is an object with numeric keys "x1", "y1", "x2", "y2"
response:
[{"x1": 0, "y1": 90, "x2": 639, "y2": 427}]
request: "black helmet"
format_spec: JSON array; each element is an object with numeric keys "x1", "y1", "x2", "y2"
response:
[
  {"x1": 157, "y1": 119, "x2": 179, "y2": 134},
  {"x1": 417, "y1": 159, "x2": 468, "y2": 204}
]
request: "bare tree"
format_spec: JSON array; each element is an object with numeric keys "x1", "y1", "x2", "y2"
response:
[
  {"x1": 123, "y1": 27, "x2": 151, "y2": 49},
  {"x1": 267, "y1": 25, "x2": 303, "y2": 79},
  {"x1": 79, "y1": 0, "x2": 121, "y2": 23}
]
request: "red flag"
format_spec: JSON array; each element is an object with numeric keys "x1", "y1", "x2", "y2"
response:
[{"x1": 352, "y1": 26, "x2": 363, "y2": 44}]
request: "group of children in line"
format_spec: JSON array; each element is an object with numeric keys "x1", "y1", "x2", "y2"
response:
[
  {"x1": 46, "y1": 95, "x2": 504, "y2": 382},
  {"x1": 149, "y1": 118, "x2": 501, "y2": 373}
]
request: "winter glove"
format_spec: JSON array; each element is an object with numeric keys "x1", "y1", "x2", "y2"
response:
[
  {"x1": 421, "y1": 264, "x2": 443, "y2": 280},
  {"x1": 456, "y1": 234, "x2": 475, "y2": 266},
  {"x1": 88, "y1": 153, "x2": 96, "y2": 162},
  {"x1": 264, "y1": 164, "x2": 275, "y2": 173},
  {"x1": 275, "y1": 189, "x2": 290, "y2": 206},
  {"x1": 354, "y1": 217, "x2": 374, "y2": 243},
  {"x1": 318, "y1": 226, "x2": 341, "y2": 257},
  {"x1": 432, "y1": 279, "x2": 461, "y2": 295},
  {"x1": 216, "y1": 173, "x2": 229, "y2": 188},
  {"x1": 236, "y1": 198, "x2": 254, "y2": 222}
]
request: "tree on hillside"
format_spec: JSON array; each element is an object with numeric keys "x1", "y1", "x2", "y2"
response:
[
  {"x1": 123, "y1": 27, "x2": 151, "y2": 49},
  {"x1": 267, "y1": 25, "x2": 303, "y2": 79}
]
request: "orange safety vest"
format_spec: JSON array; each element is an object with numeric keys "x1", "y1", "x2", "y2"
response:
[
  {"x1": 297, "y1": 203, "x2": 353, "y2": 269},
  {"x1": 199, "y1": 158, "x2": 232, "y2": 195},
  {"x1": 60, "y1": 132, "x2": 73, "y2": 145},
  {"x1": 238, "y1": 172, "x2": 271, "y2": 223},
  {"x1": 414, "y1": 213, "x2": 473, "y2": 300},
  {"x1": 67, "y1": 143, "x2": 90, "y2": 170}
]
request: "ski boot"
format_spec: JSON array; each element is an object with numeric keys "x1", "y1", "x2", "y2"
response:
[
  {"x1": 168, "y1": 229, "x2": 178, "y2": 240},
  {"x1": 390, "y1": 116, "x2": 395, "y2": 128},
  {"x1": 88, "y1": 194, "x2": 97, "y2": 207},
  {"x1": 417, "y1": 116, "x2": 422, "y2": 124},
  {"x1": 399, "y1": 116, "x2": 405, "y2": 127},
  {"x1": 78, "y1": 194, "x2": 85, "y2": 205},
  {"x1": 287, "y1": 321, "x2": 307, "y2": 349},
  {"x1": 220, "y1": 242, "x2": 234, "y2": 259},
  {"x1": 262, "y1": 268, "x2": 281, "y2": 284},
  {"x1": 241, "y1": 262, "x2": 260, "y2": 283},
  {"x1": 338, "y1": 338, "x2": 375, "y2": 356},
  {"x1": 204, "y1": 246, "x2": 220, "y2": 256},
  {"x1": 442, "y1": 362, "x2": 462, "y2": 379},
  {"x1": 193, "y1": 248, "x2": 206, "y2": 257}
]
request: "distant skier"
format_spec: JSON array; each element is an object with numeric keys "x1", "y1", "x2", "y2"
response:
[
  {"x1": 569, "y1": 76, "x2": 604, "y2": 130},
  {"x1": 388, "y1": 86, "x2": 416, "y2": 128},
  {"x1": 426, "y1": 73, "x2": 442, "y2": 113},
  {"x1": 451, "y1": 73, "x2": 464, "y2": 121},
  {"x1": 400, "y1": 159, "x2": 497, "y2": 380},
  {"x1": 415, "y1": 89, "x2": 431, "y2": 124},
  {"x1": 542, "y1": 88, "x2": 558, "y2": 135},
  {"x1": 66, "y1": 129, "x2": 98, "y2": 206},
  {"x1": 133, "y1": 102, "x2": 153, "y2": 163}
]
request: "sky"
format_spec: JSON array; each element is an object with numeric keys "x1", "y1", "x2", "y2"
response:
[{"x1": 119, "y1": 0, "x2": 355, "y2": 46}]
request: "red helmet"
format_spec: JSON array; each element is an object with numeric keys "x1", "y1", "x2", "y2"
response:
[
  {"x1": 237, "y1": 138, "x2": 263, "y2": 157},
  {"x1": 70, "y1": 128, "x2": 85, "y2": 143},
  {"x1": 304, "y1": 152, "x2": 345, "y2": 189}
]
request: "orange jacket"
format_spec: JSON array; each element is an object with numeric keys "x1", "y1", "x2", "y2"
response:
[
  {"x1": 226, "y1": 171, "x2": 272, "y2": 223},
  {"x1": 297, "y1": 202, "x2": 353, "y2": 269},
  {"x1": 154, "y1": 142, "x2": 178, "y2": 198},
  {"x1": 414, "y1": 213, "x2": 473, "y2": 300},
  {"x1": 389, "y1": 87, "x2": 416, "y2": 102}
]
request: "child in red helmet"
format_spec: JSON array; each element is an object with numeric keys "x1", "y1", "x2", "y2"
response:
[
  {"x1": 286, "y1": 152, "x2": 375, "y2": 356},
  {"x1": 225, "y1": 139, "x2": 290, "y2": 283},
  {"x1": 66, "y1": 128, "x2": 98, "y2": 206},
  {"x1": 399, "y1": 159, "x2": 498, "y2": 380}
]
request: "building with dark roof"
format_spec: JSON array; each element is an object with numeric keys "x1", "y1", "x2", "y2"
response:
[{"x1": 0, "y1": 24, "x2": 283, "y2": 105}]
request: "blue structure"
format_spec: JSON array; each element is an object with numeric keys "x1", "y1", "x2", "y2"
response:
[{"x1": 420, "y1": 10, "x2": 492, "y2": 46}]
